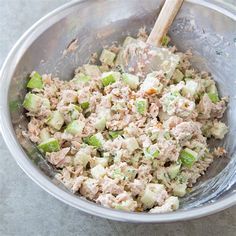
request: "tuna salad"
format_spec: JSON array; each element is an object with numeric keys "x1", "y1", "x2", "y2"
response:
[{"x1": 22, "y1": 32, "x2": 228, "y2": 213}]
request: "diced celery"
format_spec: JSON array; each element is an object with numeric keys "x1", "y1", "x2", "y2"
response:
[
  {"x1": 172, "y1": 183, "x2": 187, "y2": 197},
  {"x1": 172, "y1": 69, "x2": 184, "y2": 82},
  {"x1": 39, "y1": 128, "x2": 51, "y2": 142},
  {"x1": 164, "y1": 131, "x2": 171, "y2": 140},
  {"x1": 124, "y1": 137, "x2": 139, "y2": 153},
  {"x1": 46, "y1": 111, "x2": 64, "y2": 130},
  {"x1": 42, "y1": 98, "x2": 50, "y2": 109},
  {"x1": 68, "y1": 104, "x2": 82, "y2": 120},
  {"x1": 161, "y1": 35, "x2": 170, "y2": 46},
  {"x1": 122, "y1": 36, "x2": 137, "y2": 47},
  {"x1": 135, "y1": 98, "x2": 148, "y2": 115},
  {"x1": 27, "y1": 71, "x2": 43, "y2": 89},
  {"x1": 101, "y1": 72, "x2": 119, "y2": 86},
  {"x1": 141, "y1": 184, "x2": 166, "y2": 209},
  {"x1": 38, "y1": 138, "x2": 60, "y2": 153},
  {"x1": 144, "y1": 147, "x2": 160, "y2": 160},
  {"x1": 73, "y1": 73, "x2": 91, "y2": 83},
  {"x1": 84, "y1": 133, "x2": 104, "y2": 148},
  {"x1": 94, "y1": 116, "x2": 106, "y2": 131},
  {"x1": 74, "y1": 150, "x2": 91, "y2": 167},
  {"x1": 65, "y1": 120, "x2": 85, "y2": 135},
  {"x1": 109, "y1": 130, "x2": 123, "y2": 139},
  {"x1": 207, "y1": 92, "x2": 219, "y2": 103},
  {"x1": 91, "y1": 164, "x2": 106, "y2": 179},
  {"x1": 73, "y1": 104, "x2": 82, "y2": 112},
  {"x1": 179, "y1": 148, "x2": 198, "y2": 167},
  {"x1": 122, "y1": 73, "x2": 139, "y2": 90},
  {"x1": 83, "y1": 64, "x2": 101, "y2": 77},
  {"x1": 80, "y1": 102, "x2": 90, "y2": 110},
  {"x1": 99, "y1": 49, "x2": 116, "y2": 66},
  {"x1": 23, "y1": 93, "x2": 43, "y2": 113},
  {"x1": 167, "y1": 164, "x2": 181, "y2": 179},
  {"x1": 210, "y1": 122, "x2": 228, "y2": 139}
]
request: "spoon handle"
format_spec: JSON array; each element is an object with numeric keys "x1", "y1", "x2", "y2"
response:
[{"x1": 147, "y1": 0, "x2": 184, "y2": 47}]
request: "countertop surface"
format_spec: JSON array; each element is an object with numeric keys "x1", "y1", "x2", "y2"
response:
[{"x1": 0, "y1": 1, "x2": 235, "y2": 235}]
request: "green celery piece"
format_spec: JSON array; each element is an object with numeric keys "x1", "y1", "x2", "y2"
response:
[
  {"x1": 161, "y1": 35, "x2": 170, "y2": 46},
  {"x1": 101, "y1": 73, "x2": 116, "y2": 86},
  {"x1": 109, "y1": 130, "x2": 123, "y2": 139},
  {"x1": 135, "y1": 99, "x2": 148, "y2": 115},
  {"x1": 39, "y1": 129, "x2": 51, "y2": 142},
  {"x1": 164, "y1": 131, "x2": 171, "y2": 140},
  {"x1": 172, "y1": 183, "x2": 187, "y2": 197},
  {"x1": 84, "y1": 134, "x2": 102, "y2": 148},
  {"x1": 144, "y1": 147, "x2": 160, "y2": 159},
  {"x1": 65, "y1": 120, "x2": 85, "y2": 135},
  {"x1": 27, "y1": 72, "x2": 43, "y2": 89},
  {"x1": 70, "y1": 104, "x2": 82, "y2": 113},
  {"x1": 207, "y1": 92, "x2": 219, "y2": 103},
  {"x1": 38, "y1": 138, "x2": 60, "y2": 153},
  {"x1": 100, "y1": 49, "x2": 116, "y2": 66},
  {"x1": 74, "y1": 152, "x2": 90, "y2": 167},
  {"x1": 74, "y1": 73, "x2": 91, "y2": 83},
  {"x1": 88, "y1": 135, "x2": 102, "y2": 148},
  {"x1": 68, "y1": 104, "x2": 82, "y2": 120},
  {"x1": 122, "y1": 73, "x2": 139, "y2": 90},
  {"x1": 42, "y1": 98, "x2": 50, "y2": 109},
  {"x1": 47, "y1": 111, "x2": 64, "y2": 130},
  {"x1": 180, "y1": 149, "x2": 197, "y2": 167},
  {"x1": 23, "y1": 93, "x2": 43, "y2": 113},
  {"x1": 80, "y1": 102, "x2": 90, "y2": 110},
  {"x1": 172, "y1": 69, "x2": 184, "y2": 82}
]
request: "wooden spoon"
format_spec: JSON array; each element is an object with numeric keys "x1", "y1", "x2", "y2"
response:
[{"x1": 147, "y1": 0, "x2": 184, "y2": 47}]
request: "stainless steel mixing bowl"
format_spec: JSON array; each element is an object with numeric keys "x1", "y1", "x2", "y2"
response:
[{"x1": 0, "y1": 0, "x2": 235, "y2": 222}]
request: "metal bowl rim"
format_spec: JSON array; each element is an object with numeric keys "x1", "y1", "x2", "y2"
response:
[{"x1": 0, "y1": 0, "x2": 235, "y2": 223}]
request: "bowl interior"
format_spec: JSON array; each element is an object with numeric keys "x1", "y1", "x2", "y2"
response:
[{"x1": 7, "y1": 0, "x2": 236, "y2": 213}]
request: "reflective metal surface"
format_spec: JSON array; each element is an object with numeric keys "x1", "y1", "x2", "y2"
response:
[{"x1": 0, "y1": 0, "x2": 235, "y2": 222}]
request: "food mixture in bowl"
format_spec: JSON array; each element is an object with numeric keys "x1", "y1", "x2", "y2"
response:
[{"x1": 22, "y1": 31, "x2": 228, "y2": 213}]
